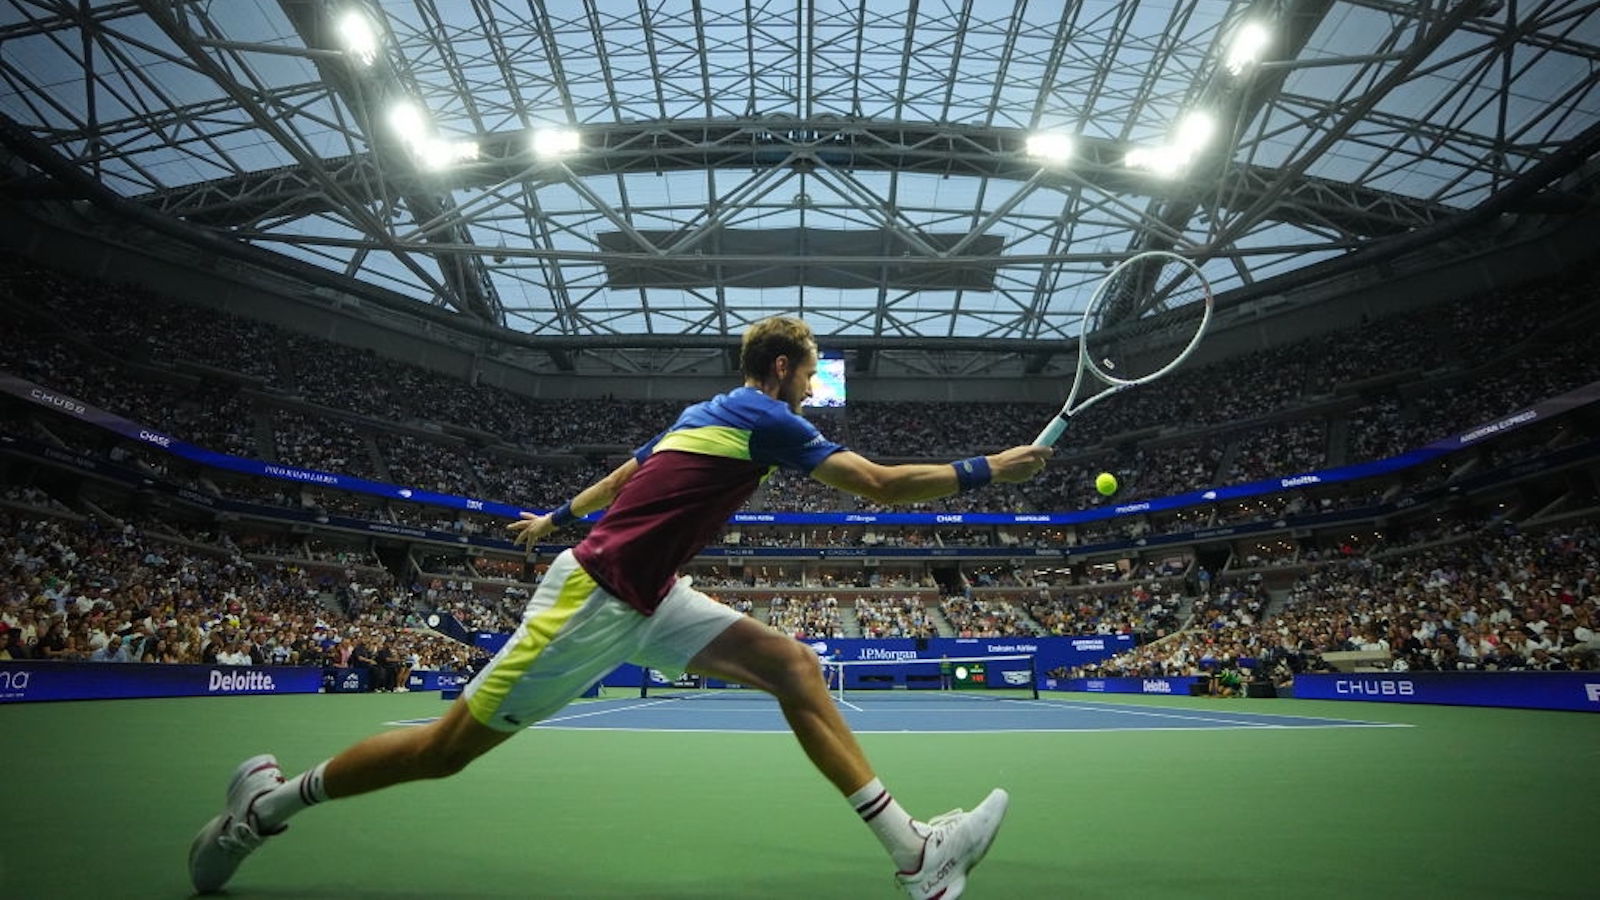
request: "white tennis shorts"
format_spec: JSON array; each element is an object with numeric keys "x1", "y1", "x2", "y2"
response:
[{"x1": 462, "y1": 549, "x2": 744, "y2": 732}]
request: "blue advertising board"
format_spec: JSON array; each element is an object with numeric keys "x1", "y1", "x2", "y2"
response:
[
  {"x1": 1050, "y1": 676, "x2": 1202, "y2": 696},
  {"x1": 325, "y1": 666, "x2": 370, "y2": 693},
  {"x1": 0, "y1": 662, "x2": 323, "y2": 703},
  {"x1": 475, "y1": 632, "x2": 511, "y2": 653},
  {"x1": 1293, "y1": 671, "x2": 1600, "y2": 712},
  {"x1": 407, "y1": 671, "x2": 470, "y2": 692}
]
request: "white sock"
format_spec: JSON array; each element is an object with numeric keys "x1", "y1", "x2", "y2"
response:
[
  {"x1": 847, "y1": 778, "x2": 927, "y2": 871},
  {"x1": 252, "y1": 760, "x2": 330, "y2": 832}
]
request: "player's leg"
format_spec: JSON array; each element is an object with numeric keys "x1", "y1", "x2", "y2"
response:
[
  {"x1": 188, "y1": 550, "x2": 630, "y2": 893},
  {"x1": 685, "y1": 620, "x2": 945, "y2": 867},
  {"x1": 187, "y1": 710, "x2": 506, "y2": 897},
  {"x1": 645, "y1": 587, "x2": 1008, "y2": 899},
  {"x1": 687, "y1": 617, "x2": 874, "y2": 793},
  {"x1": 318, "y1": 696, "x2": 512, "y2": 797}
]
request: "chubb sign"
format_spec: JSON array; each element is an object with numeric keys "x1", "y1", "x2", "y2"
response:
[
  {"x1": 1295, "y1": 671, "x2": 1600, "y2": 712},
  {"x1": 1334, "y1": 679, "x2": 1415, "y2": 696}
]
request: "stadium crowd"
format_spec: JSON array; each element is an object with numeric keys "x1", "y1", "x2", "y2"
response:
[
  {"x1": 767, "y1": 594, "x2": 847, "y2": 639},
  {"x1": 855, "y1": 595, "x2": 940, "y2": 639},
  {"x1": 0, "y1": 508, "x2": 491, "y2": 684},
  {"x1": 1025, "y1": 584, "x2": 1182, "y2": 640},
  {"x1": 5, "y1": 250, "x2": 1598, "y2": 527},
  {"x1": 939, "y1": 597, "x2": 1035, "y2": 638},
  {"x1": 1070, "y1": 521, "x2": 1600, "y2": 680}
]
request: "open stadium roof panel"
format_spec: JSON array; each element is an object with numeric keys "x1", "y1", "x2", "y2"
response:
[{"x1": 0, "y1": 0, "x2": 1596, "y2": 341}]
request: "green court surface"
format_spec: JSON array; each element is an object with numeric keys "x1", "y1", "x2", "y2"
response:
[{"x1": 2, "y1": 691, "x2": 1596, "y2": 899}]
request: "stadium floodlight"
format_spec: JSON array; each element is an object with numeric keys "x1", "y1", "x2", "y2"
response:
[
  {"x1": 1224, "y1": 21, "x2": 1270, "y2": 76},
  {"x1": 335, "y1": 10, "x2": 380, "y2": 67},
  {"x1": 387, "y1": 101, "x2": 427, "y2": 144},
  {"x1": 417, "y1": 138, "x2": 479, "y2": 170},
  {"x1": 532, "y1": 127, "x2": 581, "y2": 158},
  {"x1": 1174, "y1": 111, "x2": 1216, "y2": 155},
  {"x1": 1124, "y1": 145, "x2": 1186, "y2": 178},
  {"x1": 1024, "y1": 132, "x2": 1074, "y2": 163}
]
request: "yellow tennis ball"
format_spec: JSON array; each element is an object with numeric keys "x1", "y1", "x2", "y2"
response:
[{"x1": 1095, "y1": 472, "x2": 1119, "y2": 496}]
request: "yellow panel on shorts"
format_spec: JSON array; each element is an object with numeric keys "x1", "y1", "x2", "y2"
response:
[
  {"x1": 466, "y1": 566, "x2": 596, "y2": 725},
  {"x1": 653, "y1": 425, "x2": 752, "y2": 460}
]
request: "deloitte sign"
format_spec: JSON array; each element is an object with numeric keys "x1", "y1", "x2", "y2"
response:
[{"x1": 0, "y1": 662, "x2": 322, "y2": 703}]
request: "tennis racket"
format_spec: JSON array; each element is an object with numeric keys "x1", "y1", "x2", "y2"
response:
[{"x1": 1033, "y1": 250, "x2": 1214, "y2": 447}]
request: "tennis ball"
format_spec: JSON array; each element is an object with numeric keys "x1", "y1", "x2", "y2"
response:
[{"x1": 1095, "y1": 472, "x2": 1119, "y2": 496}]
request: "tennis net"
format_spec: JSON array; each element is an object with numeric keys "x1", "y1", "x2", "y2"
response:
[
  {"x1": 638, "y1": 653, "x2": 1038, "y2": 701},
  {"x1": 824, "y1": 654, "x2": 1039, "y2": 701}
]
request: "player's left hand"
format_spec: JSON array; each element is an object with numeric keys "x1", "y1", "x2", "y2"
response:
[{"x1": 508, "y1": 512, "x2": 556, "y2": 551}]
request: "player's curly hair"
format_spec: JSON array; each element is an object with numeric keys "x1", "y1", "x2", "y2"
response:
[{"x1": 740, "y1": 316, "x2": 816, "y2": 381}]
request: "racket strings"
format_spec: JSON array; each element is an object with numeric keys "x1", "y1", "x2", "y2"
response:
[{"x1": 1083, "y1": 258, "x2": 1209, "y2": 382}]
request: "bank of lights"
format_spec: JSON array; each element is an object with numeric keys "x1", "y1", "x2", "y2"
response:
[
  {"x1": 1225, "y1": 22, "x2": 1271, "y2": 76},
  {"x1": 532, "y1": 128, "x2": 581, "y2": 158},
  {"x1": 1025, "y1": 133, "x2": 1074, "y2": 163},
  {"x1": 387, "y1": 101, "x2": 479, "y2": 170},
  {"x1": 336, "y1": 9, "x2": 379, "y2": 67},
  {"x1": 1125, "y1": 111, "x2": 1216, "y2": 177}
]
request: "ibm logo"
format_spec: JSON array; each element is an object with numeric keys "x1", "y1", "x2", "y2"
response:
[{"x1": 1586, "y1": 684, "x2": 1600, "y2": 703}]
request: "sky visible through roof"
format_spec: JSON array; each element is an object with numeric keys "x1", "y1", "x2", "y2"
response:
[{"x1": 0, "y1": 0, "x2": 1595, "y2": 338}]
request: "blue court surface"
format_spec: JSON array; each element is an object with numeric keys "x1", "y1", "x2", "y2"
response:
[{"x1": 393, "y1": 692, "x2": 1409, "y2": 734}]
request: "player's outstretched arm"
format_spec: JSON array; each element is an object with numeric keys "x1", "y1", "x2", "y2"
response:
[
  {"x1": 810, "y1": 444, "x2": 1050, "y2": 506},
  {"x1": 508, "y1": 456, "x2": 641, "y2": 549}
]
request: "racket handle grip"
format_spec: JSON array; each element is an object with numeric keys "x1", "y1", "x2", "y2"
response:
[{"x1": 1034, "y1": 417, "x2": 1068, "y2": 448}]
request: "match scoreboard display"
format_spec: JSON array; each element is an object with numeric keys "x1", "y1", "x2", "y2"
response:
[
  {"x1": 950, "y1": 661, "x2": 986, "y2": 688},
  {"x1": 803, "y1": 356, "x2": 846, "y2": 407}
]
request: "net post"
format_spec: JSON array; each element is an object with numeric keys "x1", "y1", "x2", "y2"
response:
[
  {"x1": 1030, "y1": 655, "x2": 1040, "y2": 700},
  {"x1": 638, "y1": 668, "x2": 652, "y2": 699}
]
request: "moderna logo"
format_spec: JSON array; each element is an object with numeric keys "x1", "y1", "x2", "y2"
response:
[{"x1": 0, "y1": 669, "x2": 32, "y2": 699}]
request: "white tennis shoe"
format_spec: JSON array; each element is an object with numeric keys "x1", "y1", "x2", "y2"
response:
[
  {"x1": 895, "y1": 788, "x2": 1010, "y2": 899},
  {"x1": 188, "y1": 754, "x2": 285, "y2": 894}
]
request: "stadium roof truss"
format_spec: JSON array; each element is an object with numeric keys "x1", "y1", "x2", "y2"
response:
[{"x1": 0, "y1": 0, "x2": 1597, "y2": 374}]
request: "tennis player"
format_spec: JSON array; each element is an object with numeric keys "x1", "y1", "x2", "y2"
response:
[{"x1": 188, "y1": 316, "x2": 1051, "y2": 898}]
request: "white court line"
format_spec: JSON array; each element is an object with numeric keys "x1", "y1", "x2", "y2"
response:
[
  {"x1": 998, "y1": 697, "x2": 1407, "y2": 728},
  {"x1": 838, "y1": 698, "x2": 864, "y2": 712},
  {"x1": 522, "y1": 723, "x2": 1413, "y2": 734},
  {"x1": 383, "y1": 697, "x2": 679, "y2": 728},
  {"x1": 388, "y1": 699, "x2": 1412, "y2": 732},
  {"x1": 538, "y1": 698, "x2": 679, "y2": 724}
]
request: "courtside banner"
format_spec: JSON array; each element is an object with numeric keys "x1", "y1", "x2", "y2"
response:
[
  {"x1": 791, "y1": 636, "x2": 1132, "y2": 674},
  {"x1": 1052, "y1": 676, "x2": 1202, "y2": 695},
  {"x1": 406, "y1": 671, "x2": 470, "y2": 692},
  {"x1": 0, "y1": 662, "x2": 323, "y2": 704},
  {"x1": 1293, "y1": 671, "x2": 1600, "y2": 712}
]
